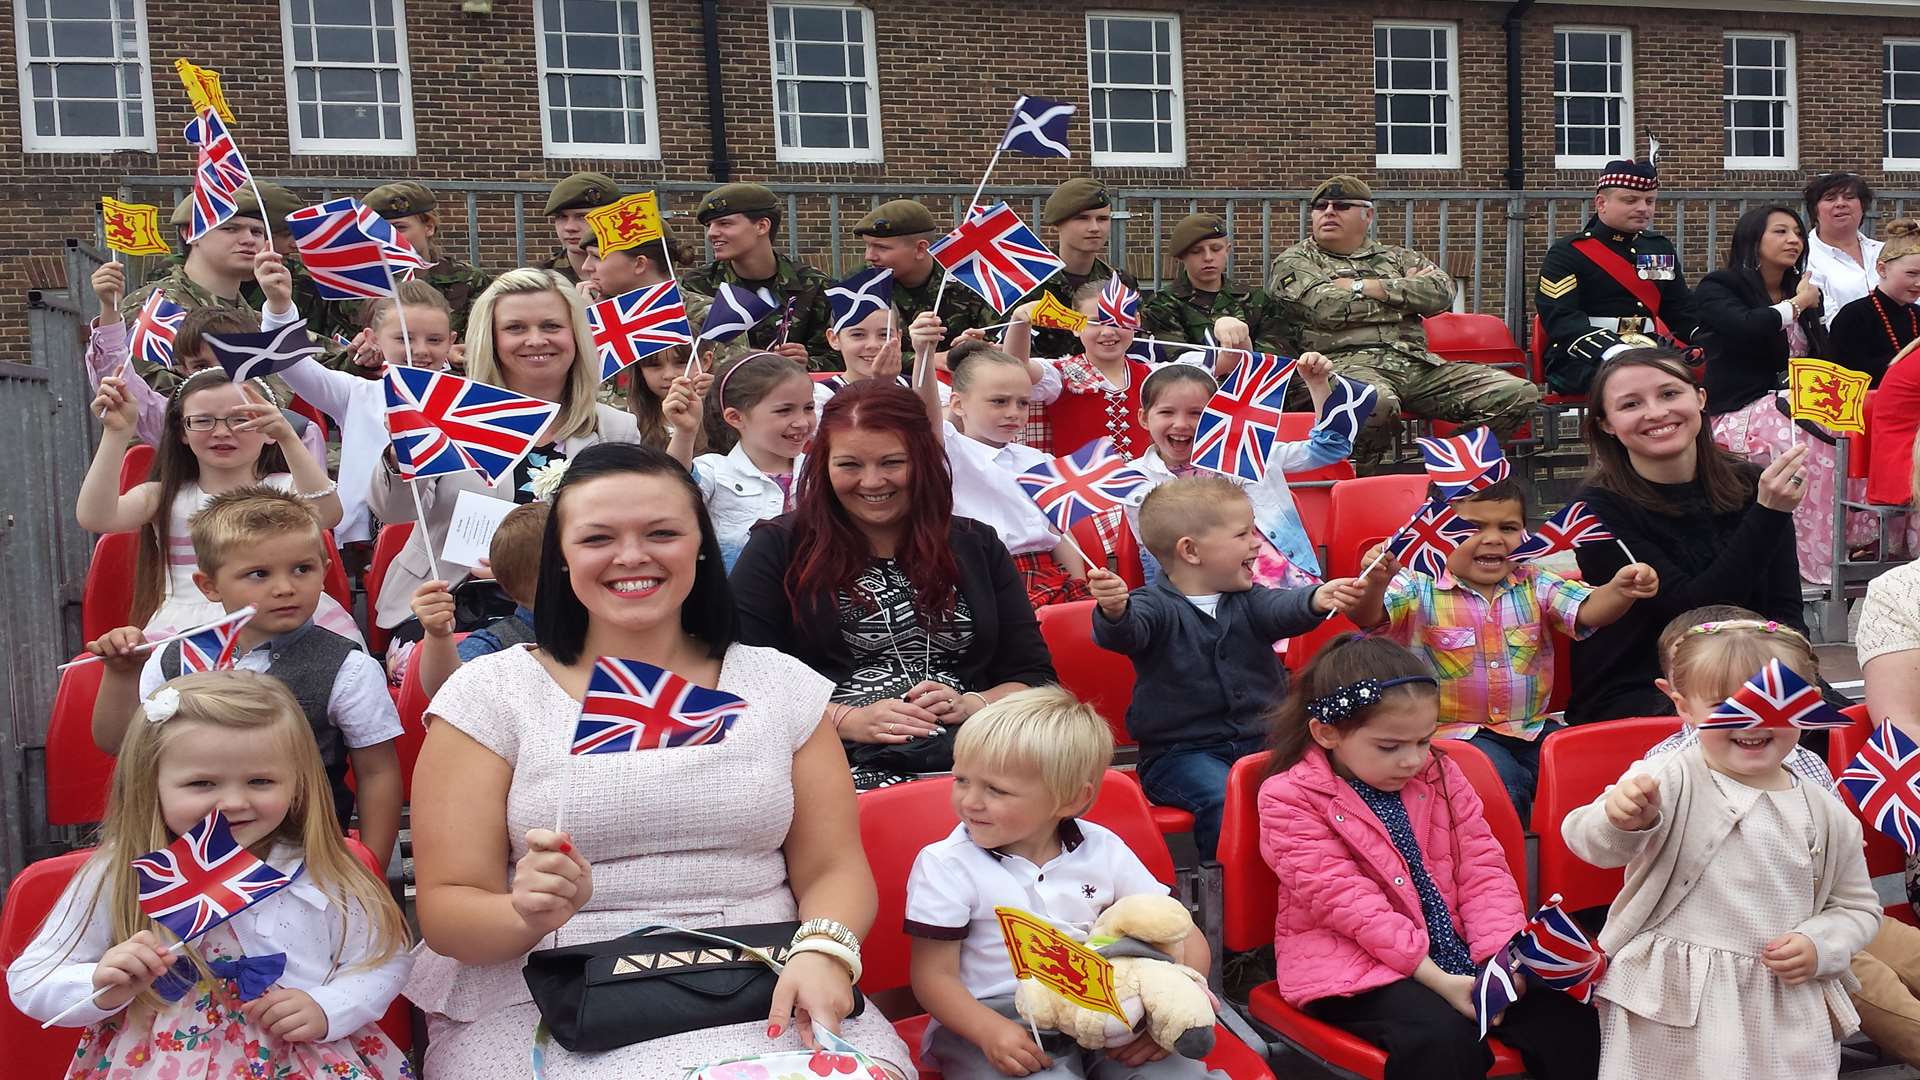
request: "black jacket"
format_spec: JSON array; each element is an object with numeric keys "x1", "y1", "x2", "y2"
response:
[
  {"x1": 1828, "y1": 289, "x2": 1920, "y2": 387},
  {"x1": 1536, "y1": 218, "x2": 1702, "y2": 394},
  {"x1": 1695, "y1": 267, "x2": 1830, "y2": 415}
]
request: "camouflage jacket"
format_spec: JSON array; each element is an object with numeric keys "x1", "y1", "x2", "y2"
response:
[
  {"x1": 682, "y1": 282, "x2": 753, "y2": 369},
  {"x1": 1015, "y1": 257, "x2": 1135, "y2": 359},
  {"x1": 1139, "y1": 272, "x2": 1287, "y2": 353},
  {"x1": 337, "y1": 255, "x2": 494, "y2": 341},
  {"x1": 681, "y1": 252, "x2": 836, "y2": 370},
  {"x1": 118, "y1": 263, "x2": 258, "y2": 396},
  {"x1": 893, "y1": 263, "x2": 990, "y2": 352},
  {"x1": 1266, "y1": 238, "x2": 1454, "y2": 366},
  {"x1": 543, "y1": 248, "x2": 582, "y2": 284}
]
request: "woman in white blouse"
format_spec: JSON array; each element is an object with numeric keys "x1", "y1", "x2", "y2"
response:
[{"x1": 1804, "y1": 172, "x2": 1886, "y2": 328}]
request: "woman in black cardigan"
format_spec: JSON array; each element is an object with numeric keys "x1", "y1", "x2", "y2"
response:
[
  {"x1": 1567, "y1": 349, "x2": 1810, "y2": 724},
  {"x1": 730, "y1": 380, "x2": 1055, "y2": 788}
]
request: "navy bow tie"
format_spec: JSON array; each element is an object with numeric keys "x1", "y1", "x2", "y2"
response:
[{"x1": 153, "y1": 952, "x2": 288, "y2": 1002}]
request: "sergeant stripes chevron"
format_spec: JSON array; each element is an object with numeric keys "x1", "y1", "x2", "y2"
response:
[{"x1": 1538, "y1": 274, "x2": 1577, "y2": 299}]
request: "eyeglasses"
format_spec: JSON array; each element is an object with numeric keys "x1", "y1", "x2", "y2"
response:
[
  {"x1": 1311, "y1": 200, "x2": 1372, "y2": 213},
  {"x1": 182, "y1": 415, "x2": 250, "y2": 433}
]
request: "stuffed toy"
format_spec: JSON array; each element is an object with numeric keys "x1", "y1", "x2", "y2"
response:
[{"x1": 1013, "y1": 894, "x2": 1217, "y2": 1058}]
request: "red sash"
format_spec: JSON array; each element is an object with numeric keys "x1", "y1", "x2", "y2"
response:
[{"x1": 1572, "y1": 237, "x2": 1678, "y2": 342}]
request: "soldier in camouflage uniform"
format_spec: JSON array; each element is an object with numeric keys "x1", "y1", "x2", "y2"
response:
[
  {"x1": 361, "y1": 181, "x2": 494, "y2": 344},
  {"x1": 542, "y1": 172, "x2": 622, "y2": 284},
  {"x1": 1269, "y1": 175, "x2": 1540, "y2": 458},
  {"x1": 851, "y1": 198, "x2": 987, "y2": 370},
  {"x1": 1141, "y1": 212, "x2": 1286, "y2": 358},
  {"x1": 680, "y1": 182, "x2": 836, "y2": 370},
  {"x1": 1013, "y1": 178, "x2": 1138, "y2": 359},
  {"x1": 580, "y1": 228, "x2": 747, "y2": 371},
  {"x1": 119, "y1": 192, "x2": 268, "y2": 396}
]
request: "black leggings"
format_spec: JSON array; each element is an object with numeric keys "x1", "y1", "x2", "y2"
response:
[{"x1": 1306, "y1": 977, "x2": 1599, "y2": 1080}]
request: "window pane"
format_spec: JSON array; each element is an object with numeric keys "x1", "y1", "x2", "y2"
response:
[
  {"x1": 1895, "y1": 72, "x2": 1920, "y2": 102},
  {"x1": 1565, "y1": 125, "x2": 1608, "y2": 158},
  {"x1": 548, "y1": 106, "x2": 570, "y2": 140},
  {"x1": 376, "y1": 29, "x2": 396, "y2": 64},
  {"x1": 799, "y1": 113, "x2": 849, "y2": 147},
  {"x1": 791, "y1": 7, "x2": 842, "y2": 42},
  {"x1": 1390, "y1": 27, "x2": 1433, "y2": 58},
  {"x1": 26, "y1": 22, "x2": 48, "y2": 58},
  {"x1": 1894, "y1": 130, "x2": 1920, "y2": 160},
  {"x1": 57, "y1": 64, "x2": 118, "y2": 99},
  {"x1": 1155, "y1": 54, "x2": 1170, "y2": 85},
  {"x1": 1108, "y1": 119, "x2": 1159, "y2": 153},
  {"x1": 30, "y1": 64, "x2": 52, "y2": 97},
  {"x1": 296, "y1": 67, "x2": 318, "y2": 101},
  {"x1": 1397, "y1": 127, "x2": 1435, "y2": 156},
  {"x1": 1567, "y1": 64, "x2": 1608, "y2": 94},
  {"x1": 298, "y1": 102, "x2": 319, "y2": 136},
  {"x1": 318, "y1": 67, "x2": 378, "y2": 103},
  {"x1": 1108, "y1": 19, "x2": 1153, "y2": 53},
  {"x1": 1734, "y1": 99, "x2": 1777, "y2": 128},
  {"x1": 796, "y1": 80, "x2": 848, "y2": 114},
  {"x1": 25, "y1": 0, "x2": 46, "y2": 17},
  {"x1": 1091, "y1": 53, "x2": 1108, "y2": 85},
  {"x1": 312, "y1": 0, "x2": 369, "y2": 26},
  {"x1": 51, "y1": 19, "x2": 114, "y2": 57},
  {"x1": 623, "y1": 34, "x2": 649, "y2": 70},
  {"x1": 379, "y1": 69, "x2": 400, "y2": 101},
  {"x1": 795, "y1": 42, "x2": 846, "y2": 76},
  {"x1": 567, "y1": 73, "x2": 621, "y2": 108},
  {"x1": 850, "y1": 113, "x2": 868, "y2": 148},
  {"x1": 1891, "y1": 103, "x2": 1920, "y2": 131},
  {"x1": 293, "y1": 27, "x2": 313, "y2": 63},
  {"x1": 1105, "y1": 88, "x2": 1157, "y2": 122},
  {"x1": 1389, "y1": 93, "x2": 1435, "y2": 124},
  {"x1": 542, "y1": 0, "x2": 561, "y2": 31},
  {"x1": 1563, "y1": 95, "x2": 1608, "y2": 127},
  {"x1": 569, "y1": 34, "x2": 620, "y2": 69},
  {"x1": 316, "y1": 27, "x2": 375, "y2": 62},
  {"x1": 382, "y1": 105, "x2": 401, "y2": 137},
  {"x1": 125, "y1": 99, "x2": 143, "y2": 137},
  {"x1": 1567, "y1": 33, "x2": 1606, "y2": 63},
  {"x1": 1391, "y1": 58, "x2": 1434, "y2": 90},
  {"x1": 563, "y1": 0, "x2": 618, "y2": 33},
  {"x1": 1110, "y1": 50, "x2": 1154, "y2": 85},
  {"x1": 1895, "y1": 44, "x2": 1920, "y2": 73},
  {"x1": 57, "y1": 99, "x2": 119, "y2": 135},
  {"x1": 320, "y1": 102, "x2": 382, "y2": 139},
  {"x1": 33, "y1": 100, "x2": 54, "y2": 136},
  {"x1": 544, "y1": 31, "x2": 565, "y2": 66},
  {"x1": 67, "y1": 0, "x2": 113, "y2": 18},
  {"x1": 572, "y1": 109, "x2": 622, "y2": 143},
  {"x1": 1736, "y1": 68, "x2": 1776, "y2": 97},
  {"x1": 623, "y1": 74, "x2": 649, "y2": 109}
]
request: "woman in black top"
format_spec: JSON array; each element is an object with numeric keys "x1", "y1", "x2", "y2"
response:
[
  {"x1": 1828, "y1": 218, "x2": 1920, "y2": 384},
  {"x1": 1568, "y1": 349, "x2": 1810, "y2": 724}
]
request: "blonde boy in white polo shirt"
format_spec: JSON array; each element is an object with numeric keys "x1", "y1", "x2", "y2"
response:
[{"x1": 905, "y1": 687, "x2": 1224, "y2": 1079}]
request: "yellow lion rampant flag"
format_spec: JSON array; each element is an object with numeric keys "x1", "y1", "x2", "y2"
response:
[
  {"x1": 1787, "y1": 356, "x2": 1871, "y2": 434},
  {"x1": 1029, "y1": 292, "x2": 1089, "y2": 332},
  {"x1": 175, "y1": 59, "x2": 235, "y2": 124},
  {"x1": 994, "y1": 906, "x2": 1128, "y2": 1023},
  {"x1": 100, "y1": 197, "x2": 173, "y2": 257},
  {"x1": 586, "y1": 192, "x2": 664, "y2": 255}
]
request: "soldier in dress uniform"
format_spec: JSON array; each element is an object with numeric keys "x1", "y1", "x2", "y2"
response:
[
  {"x1": 852, "y1": 198, "x2": 987, "y2": 364},
  {"x1": 542, "y1": 171, "x2": 622, "y2": 284},
  {"x1": 1141, "y1": 211, "x2": 1285, "y2": 356},
  {"x1": 680, "y1": 182, "x2": 835, "y2": 369},
  {"x1": 1015, "y1": 178, "x2": 1139, "y2": 359},
  {"x1": 362, "y1": 181, "x2": 494, "y2": 342},
  {"x1": 118, "y1": 190, "x2": 270, "y2": 395},
  {"x1": 1535, "y1": 154, "x2": 1702, "y2": 395}
]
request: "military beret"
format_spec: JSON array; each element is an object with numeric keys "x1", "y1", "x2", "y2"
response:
[
  {"x1": 696, "y1": 182, "x2": 780, "y2": 225},
  {"x1": 251, "y1": 181, "x2": 306, "y2": 226},
  {"x1": 852, "y1": 199, "x2": 937, "y2": 237},
  {"x1": 1596, "y1": 159, "x2": 1659, "y2": 192},
  {"x1": 1310, "y1": 175, "x2": 1375, "y2": 204},
  {"x1": 170, "y1": 187, "x2": 263, "y2": 227},
  {"x1": 543, "y1": 171, "x2": 622, "y2": 217},
  {"x1": 1043, "y1": 178, "x2": 1112, "y2": 226},
  {"x1": 1169, "y1": 213, "x2": 1229, "y2": 258},
  {"x1": 365, "y1": 180, "x2": 437, "y2": 219}
]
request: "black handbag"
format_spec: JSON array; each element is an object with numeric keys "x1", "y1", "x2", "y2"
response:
[{"x1": 522, "y1": 921, "x2": 866, "y2": 1054}]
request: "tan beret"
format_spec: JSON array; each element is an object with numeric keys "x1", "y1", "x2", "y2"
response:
[
  {"x1": 543, "y1": 171, "x2": 622, "y2": 216},
  {"x1": 1310, "y1": 175, "x2": 1375, "y2": 204},
  {"x1": 1043, "y1": 178, "x2": 1112, "y2": 226},
  {"x1": 364, "y1": 180, "x2": 437, "y2": 219},
  {"x1": 1169, "y1": 213, "x2": 1229, "y2": 258},
  {"x1": 852, "y1": 199, "x2": 937, "y2": 237}
]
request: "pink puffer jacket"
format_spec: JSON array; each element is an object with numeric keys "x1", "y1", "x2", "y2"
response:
[{"x1": 1257, "y1": 747, "x2": 1524, "y2": 1007}]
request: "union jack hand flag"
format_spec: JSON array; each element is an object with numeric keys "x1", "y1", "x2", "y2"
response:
[
  {"x1": 828, "y1": 267, "x2": 894, "y2": 333},
  {"x1": 383, "y1": 365, "x2": 560, "y2": 483},
  {"x1": 1000, "y1": 95, "x2": 1075, "y2": 158},
  {"x1": 571, "y1": 656, "x2": 748, "y2": 754},
  {"x1": 1417, "y1": 429, "x2": 1510, "y2": 501},
  {"x1": 1015, "y1": 439, "x2": 1153, "y2": 532},
  {"x1": 176, "y1": 606, "x2": 256, "y2": 674},
  {"x1": 1512, "y1": 893, "x2": 1609, "y2": 1003},
  {"x1": 285, "y1": 197, "x2": 429, "y2": 301},
  {"x1": 1191, "y1": 351, "x2": 1297, "y2": 483},
  {"x1": 1315, "y1": 374, "x2": 1379, "y2": 445},
  {"x1": 928, "y1": 203, "x2": 1064, "y2": 316},
  {"x1": 181, "y1": 110, "x2": 251, "y2": 242},
  {"x1": 1840, "y1": 720, "x2": 1920, "y2": 853},
  {"x1": 1510, "y1": 501, "x2": 1616, "y2": 563},
  {"x1": 132, "y1": 810, "x2": 296, "y2": 943},
  {"x1": 1697, "y1": 658, "x2": 1852, "y2": 730},
  {"x1": 1094, "y1": 274, "x2": 1139, "y2": 329},
  {"x1": 1388, "y1": 500, "x2": 1479, "y2": 579},
  {"x1": 587, "y1": 281, "x2": 691, "y2": 382},
  {"x1": 129, "y1": 291, "x2": 188, "y2": 369},
  {"x1": 1472, "y1": 945, "x2": 1521, "y2": 1040}
]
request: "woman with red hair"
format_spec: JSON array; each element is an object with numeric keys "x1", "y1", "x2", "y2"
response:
[{"x1": 730, "y1": 380, "x2": 1056, "y2": 788}]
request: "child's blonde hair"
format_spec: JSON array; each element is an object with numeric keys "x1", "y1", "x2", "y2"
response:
[
  {"x1": 947, "y1": 339, "x2": 1026, "y2": 393},
  {"x1": 364, "y1": 278, "x2": 451, "y2": 332},
  {"x1": 1666, "y1": 614, "x2": 1820, "y2": 703},
  {"x1": 1656, "y1": 604, "x2": 1756, "y2": 678},
  {"x1": 1138, "y1": 475, "x2": 1248, "y2": 561},
  {"x1": 952, "y1": 686, "x2": 1113, "y2": 809},
  {"x1": 188, "y1": 485, "x2": 324, "y2": 580}
]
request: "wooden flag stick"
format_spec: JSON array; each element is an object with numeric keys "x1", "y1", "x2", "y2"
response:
[
  {"x1": 931, "y1": 141, "x2": 1009, "y2": 317},
  {"x1": 410, "y1": 480, "x2": 445, "y2": 585},
  {"x1": 57, "y1": 606, "x2": 258, "y2": 671},
  {"x1": 246, "y1": 176, "x2": 276, "y2": 256},
  {"x1": 1054, "y1": 526, "x2": 1098, "y2": 576}
]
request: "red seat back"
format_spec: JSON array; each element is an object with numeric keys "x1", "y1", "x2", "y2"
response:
[
  {"x1": 1425, "y1": 313, "x2": 1527, "y2": 374},
  {"x1": 1528, "y1": 314, "x2": 1548, "y2": 384},
  {"x1": 321, "y1": 530, "x2": 352, "y2": 612},
  {"x1": 1440, "y1": 739, "x2": 1529, "y2": 885},
  {"x1": 287, "y1": 395, "x2": 330, "y2": 443},
  {"x1": 387, "y1": 633, "x2": 466, "y2": 801},
  {"x1": 45, "y1": 654, "x2": 115, "y2": 826},
  {"x1": 81, "y1": 531, "x2": 142, "y2": 644},
  {"x1": 118, "y1": 443, "x2": 155, "y2": 493},
  {"x1": 1325, "y1": 474, "x2": 1431, "y2": 578},
  {"x1": 1828, "y1": 704, "x2": 1908, "y2": 879},
  {"x1": 364, "y1": 522, "x2": 416, "y2": 657},
  {"x1": 1534, "y1": 717, "x2": 1682, "y2": 912},
  {"x1": 1036, "y1": 601, "x2": 1136, "y2": 745}
]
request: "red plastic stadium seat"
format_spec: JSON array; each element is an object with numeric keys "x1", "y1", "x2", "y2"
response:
[
  {"x1": 363, "y1": 522, "x2": 416, "y2": 659},
  {"x1": 81, "y1": 531, "x2": 142, "y2": 644},
  {"x1": 1443, "y1": 739, "x2": 1530, "y2": 888},
  {"x1": 287, "y1": 395, "x2": 330, "y2": 443},
  {"x1": 1529, "y1": 314, "x2": 1587, "y2": 406},
  {"x1": 1325, "y1": 474, "x2": 1431, "y2": 579},
  {"x1": 386, "y1": 633, "x2": 468, "y2": 801},
  {"x1": 118, "y1": 442, "x2": 155, "y2": 493},
  {"x1": 45, "y1": 652, "x2": 114, "y2": 826},
  {"x1": 1534, "y1": 717, "x2": 1681, "y2": 912},
  {"x1": 321, "y1": 530, "x2": 352, "y2": 612},
  {"x1": 1425, "y1": 313, "x2": 1529, "y2": 377}
]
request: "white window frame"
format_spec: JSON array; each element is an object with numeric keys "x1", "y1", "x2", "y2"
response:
[
  {"x1": 766, "y1": 0, "x2": 882, "y2": 164},
  {"x1": 1885, "y1": 38, "x2": 1920, "y2": 171},
  {"x1": 280, "y1": 0, "x2": 416, "y2": 156},
  {"x1": 1084, "y1": 10, "x2": 1186, "y2": 168},
  {"x1": 1722, "y1": 31, "x2": 1798, "y2": 171},
  {"x1": 15, "y1": 0, "x2": 157, "y2": 153},
  {"x1": 1553, "y1": 26, "x2": 1634, "y2": 171},
  {"x1": 1373, "y1": 20, "x2": 1461, "y2": 170},
  {"x1": 534, "y1": 0, "x2": 661, "y2": 159}
]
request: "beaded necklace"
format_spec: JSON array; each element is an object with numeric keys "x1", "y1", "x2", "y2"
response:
[{"x1": 1872, "y1": 291, "x2": 1919, "y2": 351}]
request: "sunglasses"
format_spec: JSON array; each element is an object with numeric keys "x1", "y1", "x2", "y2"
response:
[{"x1": 1312, "y1": 200, "x2": 1372, "y2": 213}]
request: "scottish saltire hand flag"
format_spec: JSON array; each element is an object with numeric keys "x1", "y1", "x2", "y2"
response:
[
  {"x1": 1001, "y1": 95, "x2": 1074, "y2": 158},
  {"x1": 586, "y1": 281, "x2": 692, "y2": 382},
  {"x1": 1388, "y1": 500, "x2": 1478, "y2": 579},
  {"x1": 1840, "y1": 721, "x2": 1920, "y2": 853},
  {"x1": 129, "y1": 291, "x2": 188, "y2": 369},
  {"x1": 571, "y1": 657, "x2": 748, "y2": 754},
  {"x1": 205, "y1": 320, "x2": 323, "y2": 383},
  {"x1": 285, "y1": 197, "x2": 428, "y2": 301},
  {"x1": 176, "y1": 606, "x2": 256, "y2": 674},
  {"x1": 699, "y1": 282, "x2": 778, "y2": 343},
  {"x1": 1509, "y1": 501, "x2": 1616, "y2": 563},
  {"x1": 1418, "y1": 429, "x2": 1510, "y2": 501},
  {"x1": 181, "y1": 110, "x2": 251, "y2": 242},
  {"x1": 1191, "y1": 351, "x2": 1297, "y2": 483},
  {"x1": 929, "y1": 203, "x2": 1064, "y2": 316},
  {"x1": 1315, "y1": 374, "x2": 1379, "y2": 444},
  {"x1": 1697, "y1": 658, "x2": 1851, "y2": 730},
  {"x1": 1471, "y1": 946, "x2": 1521, "y2": 1040},
  {"x1": 828, "y1": 267, "x2": 893, "y2": 333},
  {"x1": 1094, "y1": 274, "x2": 1139, "y2": 329},
  {"x1": 132, "y1": 810, "x2": 296, "y2": 942},
  {"x1": 383, "y1": 365, "x2": 560, "y2": 483},
  {"x1": 1016, "y1": 439, "x2": 1153, "y2": 531},
  {"x1": 1512, "y1": 894, "x2": 1609, "y2": 1004}
]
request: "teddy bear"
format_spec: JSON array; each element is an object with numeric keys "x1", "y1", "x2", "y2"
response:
[{"x1": 1013, "y1": 894, "x2": 1217, "y2": 1058}]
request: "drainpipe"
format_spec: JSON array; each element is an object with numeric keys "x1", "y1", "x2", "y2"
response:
[
  {"x1": 702, "y1": 0, "x2": 731, "y2": 182},
  {"x1": 1504, "y1": 0, "x2": 1537, "y2": 191}
]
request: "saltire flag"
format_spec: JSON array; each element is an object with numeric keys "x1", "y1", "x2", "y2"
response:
[
  {"x1": 1839, "y1": 720, "x2": 1920, "y2": 853},
  {"x1": 129, "y1": 291, "x2": 189, "y2": 369},
  {"x1": 1471, "y1": 945, "x2": 1521, "y2": 1040},
  {"x1": 699, "y1": 282, "x2": 778, "y2": 343},
  {"x1": 1697, "y1": 658, "x2": 1852, "y2": 730},
  {"x1": 1315, "y1": 374, "x2": 1379, "y2": 445},
  {"x1": 1510, "y1": 501, "x2": 1616, "y2": 563},
  {"x1": 181, "y1": 110, "x2": 252, "y2": 242},
  {"x1": 383, "y1": 365, "x2": 559, "y2": 483},
  {"x1": 100, "y1": 196, "x2": 173, "y2": 257},
  {"x1": 1000, "y1": 95, "x2": 1074, "y2": 158},
  {"x1": 1191, "y1": 351, "x2": 1297, "y2": 483},
  {"x1": 285, "y1": 197, "x2": 428, "y2": 301},
  {"x1": 586, "y1": 281, "x2": 691, "y2": 383},
  {"x1": 205, "y1": 320, "x2": 323, "y2": 383},
  {"x1": 1511, "y1": 894, "x2": 1609, "y2": 1004},
  {"x1": 176, "y1": 606, "x2": 256, "y2": 674},
  {"x1": 1417, "y1": 429, "x2": 1510, "y2": 501},
  {"x1": 1015, "y1": 439, "x2": 1153, "y2": 531},
  {"x1": 828, "y1": 267, "x2": 893, "y2": 333},
  {"x1": 571, "y1": 656, "x2": 748, "y2": 753},
  {"x1": 1388, "y1": 500, "x2": 1478, "y2": 579},
  {"x1": 1094, "y1": 274, "x2": 1139, "y2": 329},
  {"x1": 929, "y1": 202, "x2": 1064, "y2": 316},
  {"x1": 132, "y1": 810, "x2": 296, "y2": 942}
]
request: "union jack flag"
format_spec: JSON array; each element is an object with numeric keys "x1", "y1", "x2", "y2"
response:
[
  {"x1": 1191, "y1": 351, "x2": 1297, "y2": 483},
  {"x1": 176, "y1": 606, "x2": 256, "y2": 674},
  {"x1": 383, "y1": 365, "x2": 560, "y2": 483},
  {"x1": 132, "y1": 810, "x2": 296, "y2": 943},
  {"x1": 1512, "y1": 894, "x2": 1609, "y2": 1004},
  {"x1": 1697, "y1": 658, "x2": 1851, "y2": 730},
  {"x1": 1472, "y1": 945, "x2": 1521, "y2": 1040},
  {"x1": 129, "y1": 291, "x2": 188, "y2": 369},
  {"x1": 1417, "y1": 429, "x2": 1510, "y2": 501},
  {"x1": 285, "y1": 197, "x2": 428, "y2": 301},
  {"x1": 1094, "y1": 274, "x2": 1139, "y2": 329},
  {"x1": 1015, "y1": 439, "x2": 1153, "y2": 531},
  {"x1": 928, "y1": 202, "x2": 1064, "y2": 316},
  {"x1": 181, "y1": 110, "x2": 251, "y2": 242},
  {"x1": 1510, "y1": 501, "x2": 1616, "y2": 563},
  {"x1": 1388, "y1": 500, "x2": 1479, "y2": 579},
  {"x1": 1840, "y1": 720, "x2": 1920, "y2": 853},
  {"x1": 571, "y1": 656, "x2": 748, "y2": 754},
  {"x1": 587, "y1": 281, "x2": 691, "y2": 382}
]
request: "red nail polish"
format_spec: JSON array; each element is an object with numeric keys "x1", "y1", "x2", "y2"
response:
[
  {"x1": 558, "y1": 840, "x2": 573, "y2": 854},
  {"x1": 767, "y1": 1024, "x2": 783, "y2": 1039}
]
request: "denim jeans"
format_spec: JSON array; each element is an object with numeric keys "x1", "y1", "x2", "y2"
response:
[
  {"x1": 1467, "y1": 721, "x2": 1560, "y2": 829},
  {"x1": 1138, "y1": 736, "x2": 1267, "y2": 860}
]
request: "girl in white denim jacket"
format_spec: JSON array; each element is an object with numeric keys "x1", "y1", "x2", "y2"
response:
[{"x1": 684, "y1": 352, "x2": 818, "y2": 570}]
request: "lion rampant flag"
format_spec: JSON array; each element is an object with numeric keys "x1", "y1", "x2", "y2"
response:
[
  {"x1": 587, "y1": 192, "x2": 664, "y2": 254},
  {"x1": 1787, "y1": 356, "x2": 1871, "y2": 434},
  {"x1": 100, "y1": 197, "x2": 173, "y2": 257},
  {"x1": 175, "y1": 59, "x2": 235, "y2": 124},
  {"x1": 1029, "y1": 292, "x2": 1089, "y2": 333},
  {"x1": 994, "y1": 906, "x2": 1128, "y2": 1023}
]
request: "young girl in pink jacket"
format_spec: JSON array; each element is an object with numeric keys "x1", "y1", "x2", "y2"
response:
[{"x1": 1257, "y1": 635, "x2": 1600, "y2": 1080}]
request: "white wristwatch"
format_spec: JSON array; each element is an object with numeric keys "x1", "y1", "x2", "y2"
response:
[{"x1": 1349, "y1": 278, "x2": 1367, "y2": 294}]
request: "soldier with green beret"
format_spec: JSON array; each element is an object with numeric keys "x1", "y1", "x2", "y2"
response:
[
  {"x1": 360, "y1": 180, "x2": 494, "y2": 344},
  {"x1": 1268, "y1": 174, "x2": 1539, "y2": 459},
  {"x1": 1140, "y1": 211, "x2": 1286, "y2": 363},
  {"x1": 114, "y1": 189, "x2": 269, "y2": 395},
  {"x1": 679, "y1": 181, "x2": 835, "y2": 369},
  {"x1": 1014, "y1": 177, "x2": 1138, "y2": 358},
  {"x1": 852, "y1": 198, "x2": 986, "y2": 363},
  {"x1": 542, "y1": 171, "x2": 621, "y2": 284},
  {"x1": 229, "y1": 180, "x2": 354, "y2": 354}
]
